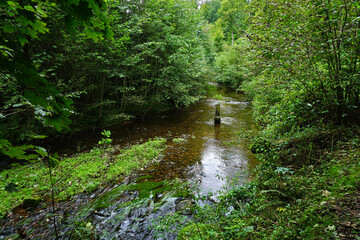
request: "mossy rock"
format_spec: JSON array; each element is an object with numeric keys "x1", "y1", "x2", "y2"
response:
[
  {"x1": 172, "y1": 138, "x2": 186, "y2": 143},
  {"x1": 175, "y1": 198, "x2": 194, "y2": 215},
  {"x1": 178, "y1": 223, "x2": 219, "y2": 240}
]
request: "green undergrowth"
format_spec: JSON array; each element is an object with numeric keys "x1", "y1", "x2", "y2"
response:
[
  {"x1": 174, "y1": 128, "x2": 360, "y2": 239},
  {"x1": 0, "y1": 138, "x2": 166, "y2": 217}
]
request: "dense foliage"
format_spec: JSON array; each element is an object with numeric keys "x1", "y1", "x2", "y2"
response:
[
  {"x1": 178, "y1": 0, "x2": 360, "y2": 239},
  {"x1": 0, "y1": 0, "x2": 113, "y2": 161},
  {"x1": 0, "y1": 0, "x2": 111, "y2": 135},
  {"x1": 168, "y1": 130, "x2": 359, "y2": 239},
  {"x1": 208, "y1": 0, "x2": 360, "y2": 131},
  {"x1": 40, "y1": 0, "x2": 209, "y2": 126},
  {"x1": 0, "y1": 0, "x2": 209, "y2": 158}
]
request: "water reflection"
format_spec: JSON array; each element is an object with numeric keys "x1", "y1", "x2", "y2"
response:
[{"x1": 184, "y1": 93, "x2": 257, "y2": 194}]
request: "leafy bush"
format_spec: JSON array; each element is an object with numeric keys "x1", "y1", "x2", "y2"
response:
[{"x1": 214, "y1": 39, "x2": 251, "y2": 90}]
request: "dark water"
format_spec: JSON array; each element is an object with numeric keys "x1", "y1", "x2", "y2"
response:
[{"x1": 0, "y1": 84, "x2": 257, "y2": 239}]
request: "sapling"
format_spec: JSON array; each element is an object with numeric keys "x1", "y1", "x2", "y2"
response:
[{"x1": 98, "y1": 130, "x2": 112, "y2": 150}]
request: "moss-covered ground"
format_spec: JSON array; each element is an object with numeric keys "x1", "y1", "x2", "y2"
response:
[{"x1": 0, "y1": 138, "x2": 166, "y2": 217}]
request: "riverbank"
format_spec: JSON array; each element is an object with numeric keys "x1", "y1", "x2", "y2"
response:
[
  {"x1": 175, "y1": 127, "x2": 360, "y2": 239},
  {"x1": 0, "y1": 138, "x2": 166, "y2": 218}
]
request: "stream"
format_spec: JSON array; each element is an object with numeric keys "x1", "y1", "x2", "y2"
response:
[{"x1": 0, "y1": 84, "x2": 257, "y2": 239}]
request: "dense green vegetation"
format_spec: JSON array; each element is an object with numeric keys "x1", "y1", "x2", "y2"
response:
[
  {"x1": 0, "y1": 138, "x2": 166, "y2": 217},
  {"x1": 160, "y1": 130, "x2": 359, "y2": 239},
  {"x1": 1, "y1": 0, "x2": 359, "y2": 239},
  {"x1": 169, "y1": 0, "x2": 360, "y2": 239},
  {"x1": 208, "y1": 0, "x2": 360, "y2": 128},
  {"x1": 0, "y1": 0, "x2": 209, "y2": 154}
]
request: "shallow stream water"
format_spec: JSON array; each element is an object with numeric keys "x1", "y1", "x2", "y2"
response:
[
  {"x1": 53, "y1": 84, "x2": 257, "y2": 189},
  {"x1": 0, "y1": 85, "x2": 257, "y2": 239}
]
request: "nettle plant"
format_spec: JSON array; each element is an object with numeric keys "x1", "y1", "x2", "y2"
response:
[{"x1": 98, "y1": 130, "x2": 112, "y2": 149}]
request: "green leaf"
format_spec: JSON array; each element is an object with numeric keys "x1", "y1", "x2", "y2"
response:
[
  {"x1": 0, "y1": 140, "x2": 37, "y2": 161},
  {"x1": 2, "y1": 24, "x2": 15, "y2": 33},
  {"x1": 49, "y1": 157, "x2": 58, "y2": 168},
  {"x1": 0, "y1": 139, "x2": 11, "y2": 149},
  {"x1": 30, "y1": 135, "x2": 47, "y2": 139},
  {"x1": 24, "y1": 90, "x2": 48, "y2": 108},
  {"x1": 17, "y1": 35, "x2": 28, "y2": 46},
  {"x1": 24, "y1": 5, "x2": 35, "y2": 12},
  {"x1": 105, "y1": 28, "x2": 114, "y2": 41}
]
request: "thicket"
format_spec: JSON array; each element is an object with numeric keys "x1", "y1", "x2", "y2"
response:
[
  {"x1": 0, "y1": 0, "x2": 209, "y2": 157},
  {"x1": 203, "y1": 0, "x2": 360, "y2": 149},
  {"x1": 206, "y1": 0, "x2": 360, "y2": 130}
]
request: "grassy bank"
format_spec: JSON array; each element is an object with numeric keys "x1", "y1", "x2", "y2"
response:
[
  {"x1": 0, "y1": 138, "x2": 166, "y2": 217},
  {"x1": 174, "y1": 128, "x2": 359, "y2": 239}
]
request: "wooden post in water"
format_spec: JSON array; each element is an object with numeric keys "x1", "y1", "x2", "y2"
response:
[{"x1": 214, "y1": 104, "x2": 221, "y2": 124}]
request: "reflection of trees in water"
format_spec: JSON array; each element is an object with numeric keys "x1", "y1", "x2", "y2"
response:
[{"x1": 214, "y1": 124, "x2": 221, "y2": 140}]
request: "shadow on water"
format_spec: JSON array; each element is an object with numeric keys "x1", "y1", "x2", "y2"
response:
[{"x1": 1, "y1": 84, "x2": 258, "y2": 239}]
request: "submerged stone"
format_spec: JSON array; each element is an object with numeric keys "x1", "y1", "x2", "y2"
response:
[{"x1": 175, "y1": 198, "x2": 194, "y2": 215}]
